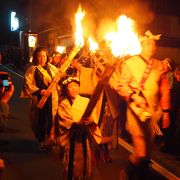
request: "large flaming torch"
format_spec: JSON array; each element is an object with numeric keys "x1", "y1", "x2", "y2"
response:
[
  {"x1": 88, "y1": 37, "x2": 99, "y2": 53},
  {"x1": 36, "y1": 5, "x2": 85, "y2": 109},
  {"x1": 83, "y1": 15, "x2": 142, "y2": 118},
  {"x1": 75, "y1": 5, "x2": 85, "y2": 48},
  {"x1": 105, "y1": 15, "x2": 141, "y2": 58},
  {"x1": 63, "y1": 4, "x2": 85, "y2": 66}
]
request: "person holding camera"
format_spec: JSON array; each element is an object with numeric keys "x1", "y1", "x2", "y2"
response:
[
  {"x1": 110, "y1": 31, "x2": 170, "y2": 179},
  {"x1": 0, "y1": 73, "x2": 14, "y2": 131},
  {"x1": 0, "y1": 74, "x2": 14, "y2": 177}
]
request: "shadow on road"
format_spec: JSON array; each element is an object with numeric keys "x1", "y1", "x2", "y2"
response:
[{"x1": 0, "y1": 139, "x2": 38, "y2": 153}]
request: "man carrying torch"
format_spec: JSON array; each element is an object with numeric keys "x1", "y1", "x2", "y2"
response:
[{"x1": 110, "y1": 31, "x2": 170, "y2": 179}]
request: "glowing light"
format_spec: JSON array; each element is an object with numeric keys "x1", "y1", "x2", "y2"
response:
[
  {"x1": 105, "y1": 15, "x2": 141, "y2": 57},
  {"x1": 27, "y1": 33, "x2": 37, "y2": 47},
  {"x1": 56, "y1": 46, "x2": 66, "y2": 54},
  {"x1": 74, "y1": 4, "x2": 85, "y2": 47},
  {"x1": 29, "y1": 56, "x2": 33, "y2": 63},
  {"x1": 28, "y1": 35, "x2": 36, "y2": 47},
  {"x1": 11, "y1": 11, "x2": 19, "y2": 31},
  {"x1": 88, "y1": 37, "x2": 99, "y2": 53}
]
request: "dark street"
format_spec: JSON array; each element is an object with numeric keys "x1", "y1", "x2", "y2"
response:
[{"x1": 0, "y1": 65, "x2": 179, "y2": 180}]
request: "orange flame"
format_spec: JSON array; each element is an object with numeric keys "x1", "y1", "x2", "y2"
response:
[
  {"x1": 88, "y1": 37, "x2": 99, "y2": 53},
  {"x1": 75, "y1": 5, "x2": 85, "y2": 47},
  {"x1": 105, "y1": 15, "x2": 141, "y2": 57}
]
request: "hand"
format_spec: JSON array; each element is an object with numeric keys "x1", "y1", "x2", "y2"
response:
[
  {"x1": 0, "y1": 158, "x2": 5, "y2": 169},
  {"x1": 131, "y1": 93, "x2": 147, "y2": 109},
  {"x1": 40, "y1": 89, "x2": 51, "y2": 97},
  {"x1": 0, "y1": 84, "x2": 14, "y2": 103},
  {"x1": 80, "y1": 117, "x2": 94, "y2": 125},
  {"x1": 59, "y1": 72, "x2": 67, "y2": 79},
  {"x1": 161, "y1": 112, "x2": 170, "y2": 129},
  {"x1": 153, "y1": 123, "x2": 163, "y2": 136},
  {"x1": 71, "y1": 60, "x2": 82, "y2": 71}
]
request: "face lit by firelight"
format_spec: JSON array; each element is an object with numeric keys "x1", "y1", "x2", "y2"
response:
[
  {"x1": 66, "y1": 81, "x2": 80, "y2": 101},
  {"x1": 37, "y1": 51, "x2": 47, "y2": 66},
  {"x1": 141, "y1": 38, "x2": 157, "y2": 58}
]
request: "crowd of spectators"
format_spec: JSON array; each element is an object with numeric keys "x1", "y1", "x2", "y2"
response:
[{"x1": 0, "y1": 45, "x2": 26, "y2": 72}]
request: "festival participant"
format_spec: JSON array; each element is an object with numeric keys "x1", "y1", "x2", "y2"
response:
[
  {"x1": 110, "y1": 31, "x2": 170, "y2": 179},
  {"x1": 51, "y1": 51, "x2": 68, "y2": 69},
  {"x1": 160, "y1": 65, "x2": 180, "y2": 155},
  {"x1": 71, "y1": 50, "x2": 126, "y2": 164},
  {"x1": 159, "y1": 58, "x2": 175, "y2": 153},
  {"x1": 162, "y1": 58, "x2": 175, "y2": 89},
  {"x1": 50, "y1": 51, "x2": 62, "y2": 68},
  {"x1": 57, "y1": 76, "x2": 112, "y2": 179},
  {"x1": 22, "y1": 47, "x2": 59, "y2": 151}
]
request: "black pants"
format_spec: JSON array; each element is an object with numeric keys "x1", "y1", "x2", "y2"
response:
[{"x1": 37, "y1": 97, "x2": 52, "y2": 143}]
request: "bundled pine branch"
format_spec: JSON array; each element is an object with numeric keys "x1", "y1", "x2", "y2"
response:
[
  {"x1": 36, "y1": 46, "x2": 81, "y2": 109},
  {"x1": 82, "y1": 58, "x2": 123, "y2": 118}
]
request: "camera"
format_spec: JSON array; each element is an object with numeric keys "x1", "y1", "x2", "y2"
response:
[{"x1": 0, "y1": 72, "x2": 11, "y2": 91}]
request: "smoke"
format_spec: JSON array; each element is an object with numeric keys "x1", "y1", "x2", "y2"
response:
[
  {"x1": 59, "y1": 0, "x2": 154, "y2": 38},
  {"x1": 32, "y1": 0, "x2": 154, "y2": 37}
]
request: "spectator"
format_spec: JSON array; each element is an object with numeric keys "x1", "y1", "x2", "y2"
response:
[
  {"x1": 160, "y1": 65, "x2": 180, "y2": 155},
  {"x1": 162, "y1": 58, "x2": 175, "y2": 89},
  {"x1": 173, "y1": 66, "x2": 180, "y2": 157},
  {"x1": 0, "y1": 72, "x2": 14, "y2": 131},
  {"x1": 51, "y1": 51, "x2": 62, "y2": 68},
  {"x1": 0, "y1": 75, "x2": 14, "y2": 177},
  {"x1": 0, "y1": 52, "x2": 2, "y2": 65}
]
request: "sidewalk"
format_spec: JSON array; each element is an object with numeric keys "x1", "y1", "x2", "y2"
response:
[
  {"x1": 118, "y1": 137, "x2": 180, "y2": 179},
  {"x1": 153, "y1": 137, "x2": 180, "y2": 178}
]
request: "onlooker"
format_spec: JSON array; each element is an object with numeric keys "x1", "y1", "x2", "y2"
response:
[
  {"x1": 0, "y1": 52, "x2": 2, "y2": 65},
  {"x1": 161, "y1": 65, "x2": 180, "y2": 155},
  {"x1": 173, "y1": 66, "x2": 180, "y2": 157},
  {"x1": 160, "y1": 58, "x2": 174, "y2": 149},
  {"x1": 51, "y1": 51, "x2": 62, "y2": 68},
  {"x1": 0, "y1": 74, "x2": 14, "y2": 177},
  {"x1": 162, "y1": 58, "x2": 175, "y2": 89},
  {"x1": 0, "y1": 72, "x2": 14, "y2": 131}
]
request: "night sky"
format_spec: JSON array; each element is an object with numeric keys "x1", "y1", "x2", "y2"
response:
[
  {"x1": 0, "y1": 0, "x2": 153, "y2": 44},
  {"x1": 0, "y1": 0, "x2": 29, "y2": 45},
  {"x1": 0, "y1": 0, "x2": 180, "y2": 46}
]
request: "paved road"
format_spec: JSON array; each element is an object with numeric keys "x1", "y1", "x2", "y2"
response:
[{"x1": 0, "y1": 65, "x2": 178, "y2": 180}]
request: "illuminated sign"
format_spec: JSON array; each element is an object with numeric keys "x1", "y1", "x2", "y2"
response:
[
  {"x1": 28, "y1": 34, "x2": 37, "y2": 47},
  {"x1": 11, "y1": 11, "x2": 19, "y2": 31},
  {"x1": 56, "y1": 46, "x2": 66, "y2": 54}
]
